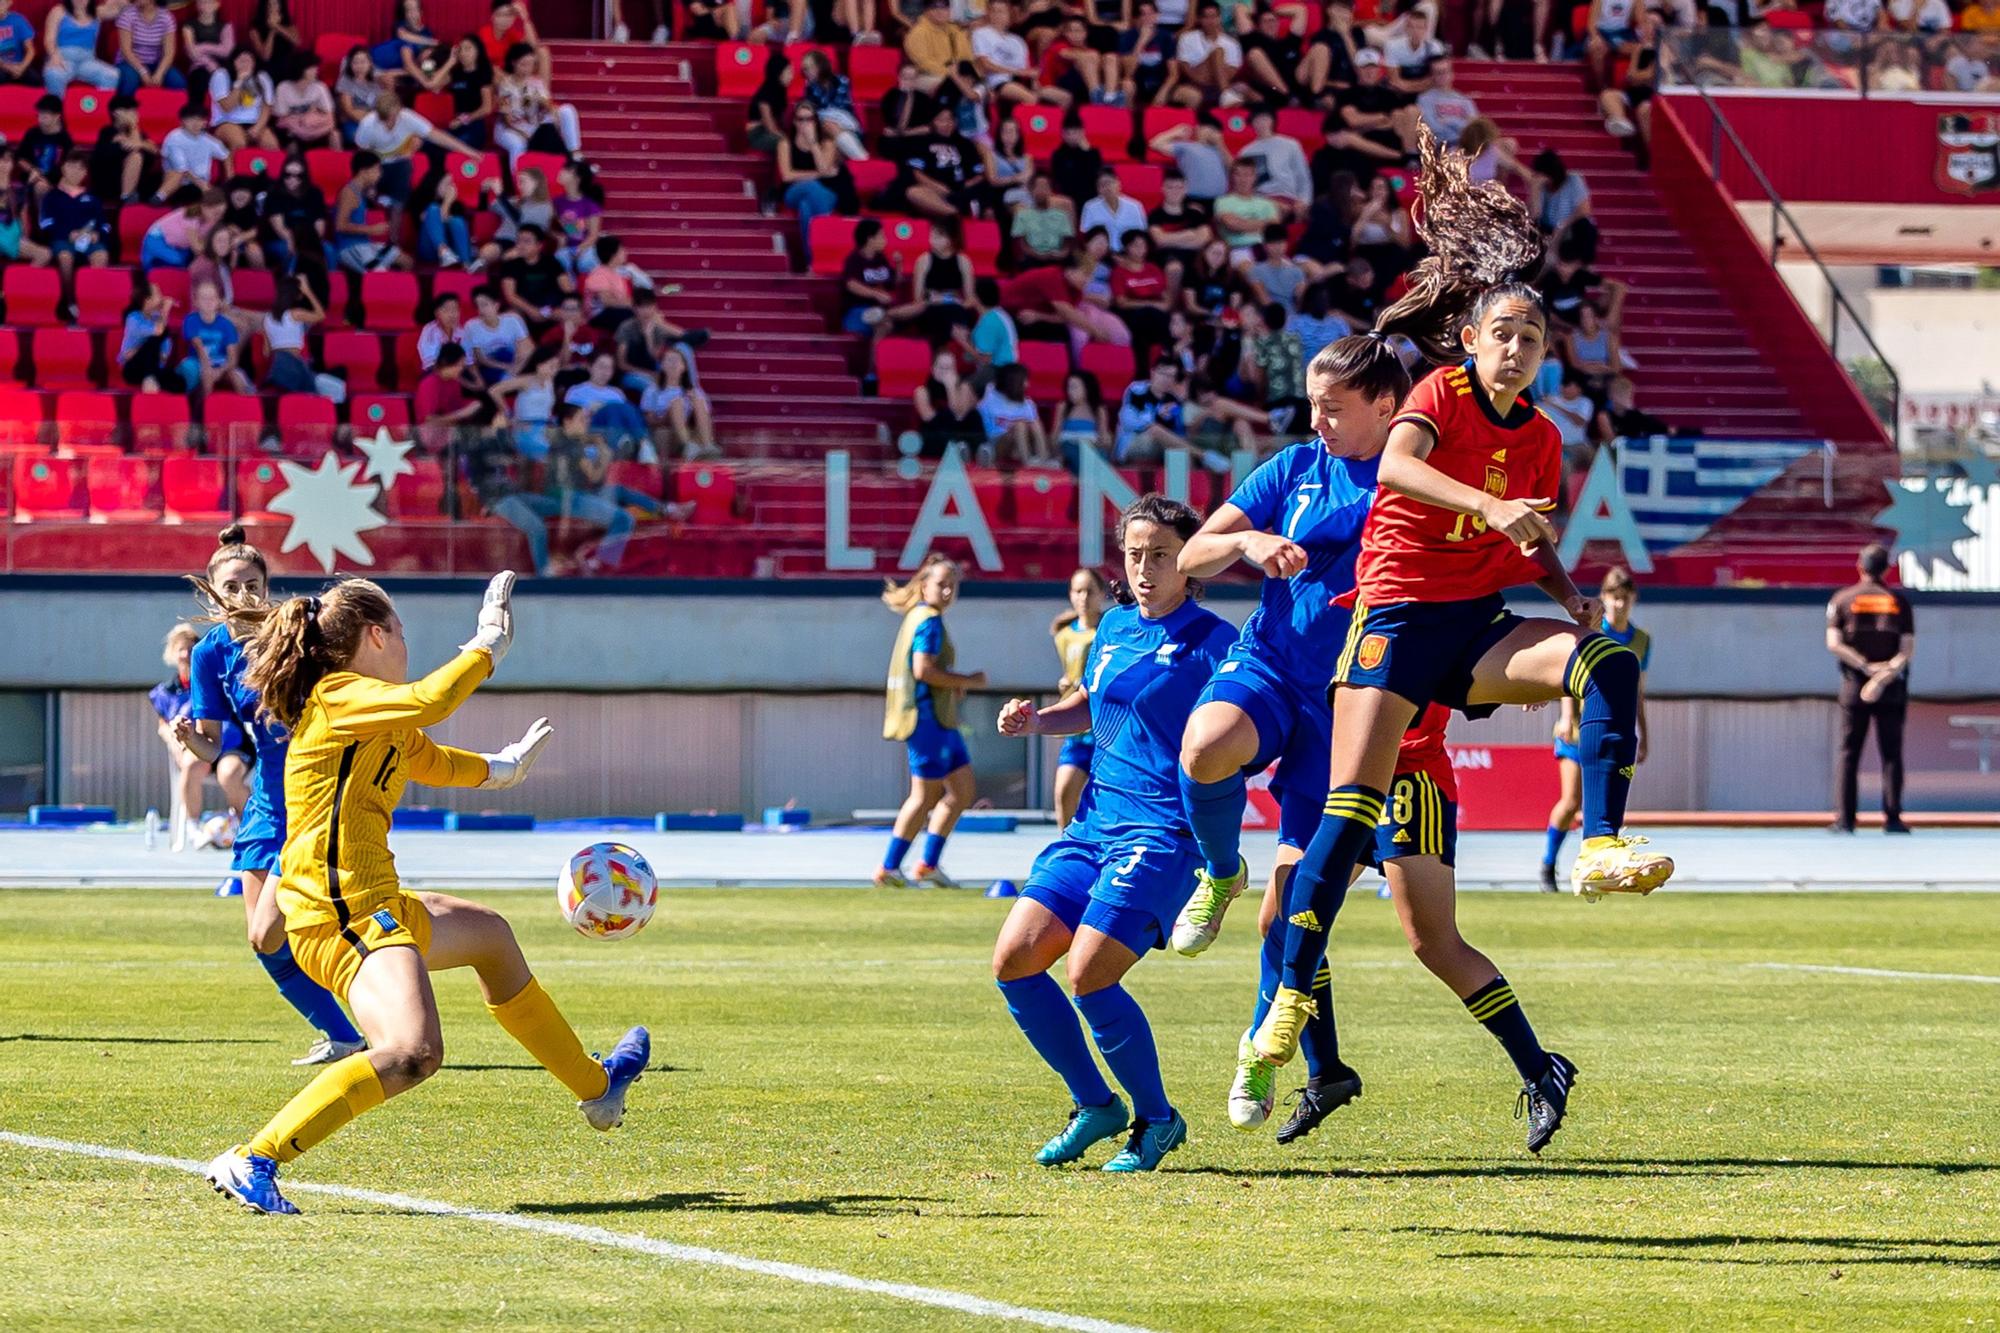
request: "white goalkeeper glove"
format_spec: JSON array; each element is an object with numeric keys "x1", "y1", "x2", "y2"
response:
[
  {"x1": 479, "y1": 717, "x2": 554, "y2": 790},
  {"x1": 461, "y1": 570, "x2": 517, "y2": 666}
]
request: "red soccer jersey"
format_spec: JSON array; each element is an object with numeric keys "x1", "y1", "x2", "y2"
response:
[
  {"x1": 1395, "y1": 702, "x2": 1456, "y2": 799},
  {"x1": 1355, "y1": 361, "x2": 1563, "y2": 606}
]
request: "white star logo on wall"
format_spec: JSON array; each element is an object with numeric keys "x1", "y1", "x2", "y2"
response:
[
  {"x1": 269, "y1": 454, "x2": 386, "y2": 573},
  {"x1": 355, "y1": 426, "x2": 417, "y2": 487}
]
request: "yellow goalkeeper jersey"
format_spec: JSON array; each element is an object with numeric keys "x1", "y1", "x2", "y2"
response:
[{"x1": 274, "y1": 648, "x2": 494, "y2": 931}]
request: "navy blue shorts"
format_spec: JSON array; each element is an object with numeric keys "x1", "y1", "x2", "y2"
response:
[
  {"x1": 1365, "y1": 771, "x2": 1458, "y2": 870},
  {"x1": 905, "y1": 713, "x2": 971, "y2": 779},
  {"x1": 1057, "y1": 732, "x2": 1095, "y2": 771},
  {"x1": 1334, "y1": 594, "x2": 1523, "y2": 715},
  {"x1": 1023, "y1": 832, "x2": 1202, "y2": 956},
  {"x1": 1195, "y1": 645, "x2": 1330, "y2": 850}
]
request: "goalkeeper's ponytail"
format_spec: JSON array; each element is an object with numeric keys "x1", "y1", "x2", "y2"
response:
[{"x1": 245, "y1": 579, "x2": 394, "y2": 728}]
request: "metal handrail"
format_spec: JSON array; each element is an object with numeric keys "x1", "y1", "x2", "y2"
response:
[{"x1": 1665, "y1": 65, "x2": 1902, "y2": 438}]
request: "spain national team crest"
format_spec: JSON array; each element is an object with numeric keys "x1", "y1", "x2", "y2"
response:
[
  {"x1": 1936, "y1": 112, "x2": 2000, "y2": 196},
  {"x1": 1484, "y1": 465, "x2": 1508, "y2": 497},
  {"x1": 1357, "y1": 634, "x2": 1388, "y2": 670}
]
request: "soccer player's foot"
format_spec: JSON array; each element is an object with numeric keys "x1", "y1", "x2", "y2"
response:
[
  {"x1": 1570, "y1": 836, "x2": 1673, "y2": 901},
  {"x1": 1883, "y1": 818, "x2": 1912, "y2": 835},
  {"x1": 1227, "y1": 1031, "x2": 1276, "y2": 1130},
  {"x1": 1102, "y1": 1109, "x2": 1187, "y2": 1172},
  {"x1": 204, "y1": 1148, "x2": 299, "y2": 1215},
  {"x1": 291, "y1": 1036, "x2": 367, "y2": 1067},
  {"x1": 1170, "y1": 856, "x2": 1247, "y2": 956},
  {"x1": 1035, "y1": 1095, "x2": 1129, "y2": 1166},
  {"x1": 1537, "y1": 862, "x2": 1558, "y2": 894},
  {"x1": 579, "y1": 1026, "x2": 651, "y2": 1130},
  {"x1": 1274, "y1": 1064, "x2": 1363, "y2": 1145},
  {"x1": 1250, "y1": 985, "x2": 1316, "y2": 1065},
  {"x1": 1516, "y1": 1051, "x2": 1578, "y2": 1155},
  {"x1": 911, "y1": 863, "x2": 958, "y2": 889},
  {"x1": 872, "y1": 867, "x2": 910, "y2": 888}
]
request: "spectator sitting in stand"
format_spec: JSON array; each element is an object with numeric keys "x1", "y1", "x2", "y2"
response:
[
  {"x1": 1593, "y1": 375, "x2": 1672, "y2": 442},
  {"x1": 563, "y1": 347, "x2": 650, "y2": 453},
  {"x1": 1114, "y1": 356, "x2": 1193, "y2": 463},
  {"x1": 331, "y1": 151, "x2": 413, "y2": 272},
  {"x1": 0, "y1": 145, "x2": 53, "y2": 268},
  {"x1": 421, "y1": 35, "x2": 497, "y2": 152},
  {"x1": 1237, "y1": 299, "x2": 1306, "y2": 434},
  {"x1": 40, "y1": 150, "x2": 110, "y2": 296},
  {"x1": 1238, "y1": 5, "x2": 1305, "y2": 105},
  {"x1": 115, "y1": 0, "x2": 184, "y2": 97},
  {"x1": 1560, "y1": 299, "x2": 1620, "y2": 397},
  {"x1": 913, "y1": 348, "x2": 984, "y2": 459},
  {"x1": 261, "y1": 155, "x2": 326, "y2": 272},
  {"x1": 1171, "y1": 1, "x2": 1247, "y2": 108},
  {"x1": 496, "y1": 40, "x2": 582, "y2": 164},
  {"x1": 1038, "y1": 12, "x2": 1114, "y2": 108},
  {"x1": 641, "y1": 344, "x2": 719, "y2": 461},
  {"x1": 19, "y1": 96, "x2": 74, "y2": 202},
  {"x1": 973, "y1": 0, "x2": 1043, "y2": 107},
  {"x1": 209, "y1": 45, "x2": 279, "y2": 152},
  {"x1": 1295, "y1": 177, "x2": 1355, "y2": 281},
  {"x1": 536, "y1": 291, "x2": 605, "y2": 383},
  {"x1": 1146, "y1": 169, "x2": 1214, "y2": 284},
  {"x1": 581, "y1": 234, "x2": 649, "y2": 328},
  {"x1": 1544, "y1": 373, "x2": 1596, "y2": 468},
  {"x1": 1048, "y1": 112, "x2": 1105, "y2": 211},
  {"x1": 616, "y1": 287, "x2": 707, "y2": 398},
  {"x1": 261, "y1": 275, "x2": 342, "y2": 401},
  {"x1": 1050, "y1": 370, "x2": 1109, "y2": 467},
  {"x1": 461, "y1": 284, "x2": 533, "y2": 386},
  {"x1": 1299, "y1": 0, "x2": 1362, "y2": 107},
  {"x1": 744, "y1": 52, "x2": 790, "y2": 157},
  {"x1": 1382, "y1": 7, "x2": 1447, "y2": 90},
  {"x1": 495, "y1": 222, "x2": 571, "y2": 329},
  {"x1": 967, "y1": 277, "x2": 1018, "y2": 391},
  {"x1": 178, "y1": 278, "x2": 251, "y2": 395},
  {"x1": 1288, "y1": 281, "x2": 1352, "y2": 360},
  {"x1": 904, "y1": 0, "x2": 975, "y2": 97},
  {"x1": 1120, "y1": 0, "x2": 1184, "y2": 108},
  {"x1": 1214, "y1": 159, "x2": 1282, "y2": 262},
  {"x1": 273, "y1": 53, "x2": 338, "y2": 149},
  {"x1": 1599, "y1": 8, "x2": 1660, "y2": 142},
  {"x1": 878, "y1": 62, "x2": 935, "y2": 165},
  {"x1": 1185, "y1": 371, "x2": 1269, "y2": 461},
  {"x1": 479, "y1": 1, "x2": 546, "y2": 80},
  {"x1": 1416, "y1": 59, "x2": 1482, "y2": 146},
  {"x1": 1531, "y1": 147, "x2": 1596, "y2": 263},
  {"x1": 354, "y1": 82, "x2": 483, "y2": 222},
  {"x1": 417, "y1": 291, "x2": 465, "y2": 370},
  {"x1": 1011, "y1": 172, "x2": 1077, "y2": 267},
  {"x1": 119, "y1": 276, "x2": 183, "y2": 391},
  {"x1": 415, "y1": 341, "x2": 491, "y2": 453},
  {"x1": 910, "y1": 219, "x2": 977, "y2": 346},
  {"x1": 840, "y1": 219, "x2": 907, "y2": 357},
  {"x1": 1148, "y1": 116, "x2": 1232, "y2": 202},
  {"x1": 895, "y1": 103, "x2": 985, "y2": 223},
  {"x1": 1079, "y1": 167, "x2": 1148, "y2": 250},
  {"x1": 248, "y1": 0, "x2": 303, "y2": 80},
  {"x1": 1583, "y1": 0, "x2": 1642, "y2": 89},
  {"x1": 979, "y1": 361, "x2": 1055, "y2": 467},
  {"x1": 159, "y1": 104, "x2": 230, "y2": 199},
  {"x1": 0, "y1": 0, "x2": 33, "y2": 86},
  {"x1": 1242, "y1": 225, "x2": 1307, "y2": 317},
  {"x1": 1236, "y1": 108, "x2": 1314, "y2": 218},
  {"x1": 1110, "y1": 229, "x2": 1171, "y2": 361},
  {"x1": 491, "y1": 345, "x2": 559, "y2": 457}
]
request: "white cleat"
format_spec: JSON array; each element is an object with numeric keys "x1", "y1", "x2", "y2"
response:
[
  {"x1": 1228, "y1": 1031, "x2": 1277, "y2": 1130},
  {"x1": 1171, "y1": 857, "x2": 1247, "y2": 956},
  {"x1": 292, "y1": 1037, "x2": 368, "y2": 1067}
]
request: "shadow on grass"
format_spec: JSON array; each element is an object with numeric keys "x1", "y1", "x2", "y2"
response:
[
  {"x1": 1178, "y1": 1155, "x2": 1998, "y2": 1182},
  {"x1": 446, "y1": 1063, "x2": 691, "y2": 1075},
  {"x1": 0, "y1": 1032, "x2": 272, "y2": 1045},
  {"x1": 1403, "y1": 1224, "x2": 1999, "y2": 1269},
  {"x1": 517, "y1": 1190, "x2": 1033, "y2": 1221}
]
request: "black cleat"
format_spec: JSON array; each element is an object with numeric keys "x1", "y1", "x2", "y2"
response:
[
  {"x1": 1883, "y1": 819, "x2": 1912, "y2": 835},
  {"x1": 1517, "y1": 1052, "x2": 1577, "y2": 1155},
  {"x1": 1273, "y1": 1065, "x2": 1363, "y2": 1145},
  {"x1": 1537, "y1": 863, "x2": 1559, "y2": 893}
]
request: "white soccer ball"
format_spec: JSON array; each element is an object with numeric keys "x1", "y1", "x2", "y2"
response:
[{"x1": 556, "y1": 841, "x2": 658, "y2": 940}]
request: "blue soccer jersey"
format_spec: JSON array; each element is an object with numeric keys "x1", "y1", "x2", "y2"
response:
[
  {"x1": 1072, "y1": 599, "x2": 1239, "y2": 843},
  {"x1": 1226, "y1": 442, "x2": 1379, "y2": 690},
  {"x1": 189, "y1": 623, "x2": 289, "y2": 819}
]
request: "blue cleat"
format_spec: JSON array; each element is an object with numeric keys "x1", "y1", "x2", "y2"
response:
[
  {"x1": 1035, "y1": 1095, "x2": 1129, "y2": 1166},
  {"x1": 204, "y1": 1147, "x2": 299, "y2": 1215},
  {"x1": 1102, "y1": 1110, "x2": 1188, "y2": 1173},
  {"x1": 215, "y1": 877, "x2": 243, "y2": 898},
  {"x1": 579, "y1": 1026, "x2": 650, "y2": 1130}
]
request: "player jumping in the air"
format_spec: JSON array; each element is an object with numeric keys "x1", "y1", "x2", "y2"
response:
[
  {"x1": 203, "y1": 574, "x2": 649, "y2": 1216},
  {"x1": 879, "y1": 555, "x2": 988, "y2": 888},
  {"x1": 1254, "y1": 129, "x2": 1672, "y2": 1143},
  {"x1": 1541, "y1": 566, "x2": 1649, "y2": 892},
  {"x1": 991, "y1": 496, "x2": 1239, "y2": 1172}
]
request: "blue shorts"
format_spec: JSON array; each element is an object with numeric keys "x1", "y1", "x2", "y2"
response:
[
  {"x1": 905, "y1": 713, "x2": 971, "y2": 779},
  {"x1": 1366, "y1": 770, "x2": 1458, "y2": 870},
  {"x1": 1195, "y1": 644, "x2": 1330, "y2": 849},
  {"x1": 1335, "y1": 594, "x2": 1522, "y2": 717},
  {"x1": 232, "y1": 793, "x2": 285, "y2": 874},
  {"x1": 841, "y1": 306, "x2": 880, "y2": 336},
  {"x1": 1553, "y1": 736, "x2": 1580, "y2": 764},
  {"x1": 1056, "y1": 732, "x2": 1095, "y2": 771},
  {"x1": 1023, "y1": 832, "x2": 1202, "y2": 956}
]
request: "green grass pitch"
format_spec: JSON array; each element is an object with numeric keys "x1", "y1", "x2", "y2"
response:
[{"x1": 2, "y1": 887, "x2": 1996, "y2": 1330}]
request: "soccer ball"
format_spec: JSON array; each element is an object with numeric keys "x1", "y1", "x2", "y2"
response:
[{"x1": 556, "y1": 842, "x2": 658, "y2": 940}]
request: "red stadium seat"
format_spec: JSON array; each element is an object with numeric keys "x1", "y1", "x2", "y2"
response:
[
  {"x1": 848, "y1": 158, "x2": 897, "y2": 203},
  {"x1": 63, "y1": 87, "x2": 114, "y2": 139},
  {"x1": 428, "y1": 269, "x2": 480, "y2": 310},
  {"x1": 970, "y1": 466, "x2": 1006, "y2": 521},
  {"x1": 412, "y1": 91, "x2": 454, "y2": 128},
  {"x1": 873, "y1": 337, "x2": 932, "y2": 399},
  {"x1": 391, "y1": 330, "x2": 422, "y2": 388},
  {"x1": 32, "y1": 329, "x2": 96, "y2": 390},
  {"x1": 0, "y1": 388, "x2": 45, "y2": 447},
  {"x1": 673, "y1": 462, "x2": 737, "y2": 524},
  {"x1": 135, "y1": 88, "x2": 184, "y2": 141},
  {"x1": 119, "y1": 203, "x2": 169, "y2": 260},
  {"x1": 962, "y1": 218, "x2": 1002, "y2": 272},
  {"x1": 1141, "y1": 106, "x2": 1196, "y2": 156},
  {"x1": 880, "y1": 216, "x2": 930, "y2": 269},
  {"x1": 306, "y1": 148, "x2": 350, "y2": 203},
  {"x1": 73, "y1": 268, "x2": 134, "y2": 328},
  {"x1": 1013, "y1": 469, "x2": 1075, "y2": 529},
  {"x1": 807, "y1": 215, "x2": 860, "y2": 277},
  {"x1": 1080, "y1": 105, "x2": 1134, "y2": 163},
  {"x1": 163, "y1": 456, "x2": 228, "y2": 522},
  {"x1": 147, "y1": 267, "x2": 191, "y2": 310},
  {"x1": 236, "y1": 456, "x2": 290, "y2": 517},
  {"x1": 609, "y1": 460, "x2": 664, "y2": 499},
  {"x1": 4, "y1": 266, "x2": 63, "y2": 326},
  {"x1": 781, "y1": 43, "x2": 839, "y2": 94},
  {"x1": 350, "y1": 394, "x2": 411, "y2": 436},
  {"x1": 232, "y1": 268, "x2": 276, "y2": 311},
  {"x1": 443, "y1": 151, "x2": 502, "y2": 197},
  {"x1": 201, "y1": 394, "x2": 266, "y2": 455},
  {"x1": 1013, "y1": 104, "x2": 1064, "y2": 160},
  {"x1": 1217, "y1": 107, "x2": 1256, "y2": 154},
  {"x1": 321, "y1": 270, "x2": 352, "y2": 328},
  {"x1": 385, "y1": 458, "x2": 447, "y2": 520},
  {"x1": 1276, "y1": 107, "x2": 1323, "y2": 154},
  {"x1": 1115, "y1": 162, "x2": 1165, "y2": 210},
  {"x1": 86, "y1": 454, "x2": 162, "y2": 521},
  {"x1": 321, "y1": 331, "x2": 385, "y2": 387},
  {"x1": 0, "y1": 326, "x2": 19, "y2": 382},
  {"x1": 275, "y1": 397, "x2": 339, "y2": 456},
  {"x1": 361, "y1": 271, "x2": 421, "y2": 330},
  {"x1": 714, "y1": 43, "x2": 771, "y2": 98},
  {"x1": 0, "y1": 86, "x2": 39, "y2": 139},
  {"x1": 54, "y1": 392, "x2": 121, "y2": 449},
  {"x1": 130, "y1": 393, "x2": 192, "y2": 452},
  {"x1": 1017, "y1": 341, "x2": 1070, "y2": 402},
  {"x1": 232, "y1": 147, "x2": 284, "y2": 179},
  {"x1": 1079, "y1": 343, "x2": 1134, "y2": 404},
  {"x1": 515, "y1": 151, "x2": 568, "y2": 194},
  {"x1": 12, "y1": 454, "x2": 85, "y2": 520},
  {"x1": 849, "y1": 44, "x2": 901, "y2": 104},
  {"x1": 316, "y1": 32, "x2": 366, "y2": 81}
]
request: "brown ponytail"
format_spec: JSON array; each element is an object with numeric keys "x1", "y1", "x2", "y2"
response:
[
  {"x1": 243, "y1": 578, "x2": 395, "y2": 728},
  {"x1": 1374, "y1": 124, "x2": 1546, "y2": 365}
]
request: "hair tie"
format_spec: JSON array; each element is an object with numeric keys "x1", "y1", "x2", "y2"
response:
[
  {"x1": 1364, "y1": 329, "x2": 1390, "y2": 343},
  {"x1": 303, "y1": 595, "x2": 321, "y2": 618}
]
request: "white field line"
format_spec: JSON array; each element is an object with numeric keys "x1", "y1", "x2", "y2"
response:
[
  {"x1": 0, "y1": 1131, "x2": 1159, "y2": 1333},
  {"x1": 1746, "y1": 963, "x2": 2000, "y2": 985}
]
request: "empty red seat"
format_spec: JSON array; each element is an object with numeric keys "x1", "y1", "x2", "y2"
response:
[
  {"x1": 1116, "y1": 162, "x2": 1165, "y2": 210},
  {"x1": 848, "y1": 158, "x2": 896, "y2": 202},
  {"x1": 880, "y1": 217, "x2": 930, "y2": 269},
  {"x1": 202, "y1": 394, "x2": 266, "y2": 454},
  {"x1": 85, "y1": 454, "x2": 162, "y2": 521},
  {"x1": 1013, "y1": 104, "x2": 1064, "y2": 160},
  {"x1": 148, "y1": 267, "x2": 191, "y2": 310},
  {"x1": 320, "y1": 270, "x2": 352, "y2": 328},
  {"x1": 0, "y1": 86, "x2": 39, "y2": 139},
  {"x1": 1080, "y1": 105, "x2": 1134, "y2": 163},
  {"x1": 807, "y1": 215, "x2": 860, "y2": 277},
  {"x1": 673, "y1": 462, "x2": 737, "y2": 524},
  {"x1": 1013, "y1": 469, "x2": 1076, "y2": 529},
  {"x1": 32, "y1": 329, "x2": 95, "y2": 389},
  {"x1": 412, "y1": 91, "x2": 453, "y2": 127},
  {"x1": 162, "y1": 455, "x2": 228, "y2": 522},
  {"x1": 5, "y1": 266, "x2": 63, "y2": 325},
  {"x1": 74, "y1": 268, "x2": 134, "y2": 328},
  {"x1": 63, "y1": 86, "x2": 113, "y2": 138},
  {"x1": 0, "y1": 388, "x2": 47, "y2": 447},
  {"x1": 1017, "y1": 341, "x2": 1070, "y2": 402},
  {"x1": 963, "y1": 219, "x2": 1002, "y2": 272},
  {"x1": 849, "y1": 44, "x2": 901, "y2": 103},
  {"x1": 275, "y1": 396, "x2": 339, "y2": 455},
  {"x1": 321, "y1": 331, "x2": 385, "y2": 387},
  {"x1": 1216, "y1": 107, "x2": 1256, "y2": 153},
  {"x1": 54, "y1": 392, "x2": 121, "y2": 449},
  {"x1": 443, "y1": 151, "x2": 502, "y2": 197},
  {"x1": 874, "y1": 337, "x2": 931, "y2": 398},
  {"x1": 385, "y1": 458, "x2": 447, "y2": 520},
  {"x1": 233, "y1": 268, "x2": 276, "y2": 311},
  {"x1": 305, "y1": 148, "x2": 350, "y2": 203},
  {"x1": 315, "y1": 32, "x2": 364, "y2": 81},
  {"x1": 350, "y1": 394, "x2": 411, "y2": 436},
  {"x1": 119, "y1": 203, "x2": 169, "y2": 259},
  {"x1": 232, "y1": 146, "x2": 284, "y2": 179},
  {"x1": 1079, "y1": 343, "x2": 1135, "y2": 404},
  {"x1": 1276, "y1": 107, "x2": 1323, "y2": 153},
  {"x1": 428, "y1": 269, "x2": 480, "y2": 310},
  {"x1": 14, "y1": 454, "x2": 86, "y2": 519},
  {"x1": 236, "y1": 456, "x2": 289, "y2": 517},
  {"x1": 130, "y1": 393, "x2": 191, "y2": 452},
  {"x1": 390, "y1": 330, "x2": 422, "y2": 388},
  {"x1": 135, "y1": 88, "x2": 184, "y2": 141},
  {"x1": 361, "y1": 271, "x2": 421, "y2": 330},
  {"x1": 714, "y1": 43, "x2": 771, "y2": 98}
]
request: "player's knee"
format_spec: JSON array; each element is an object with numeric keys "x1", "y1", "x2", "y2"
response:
[
  {"x1": 384, "y1": 1039, "x2": 443, "y2": 1085},
  {"x1": 1571, "y1": 635, "x2": 1640, "y2": 706}
]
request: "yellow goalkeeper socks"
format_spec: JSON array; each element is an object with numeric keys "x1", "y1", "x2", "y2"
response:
[
  {"x1": 248, "y1": 1052, "x2": 385, "y2": 1163},
  {"x1": 487, "y1": 976, "x2": 609, "y2": 1102}
]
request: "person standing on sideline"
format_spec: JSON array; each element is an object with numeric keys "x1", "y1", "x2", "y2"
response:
[{"x1": 1826, "y1": 543, "x2": 1914, "y2": 834}]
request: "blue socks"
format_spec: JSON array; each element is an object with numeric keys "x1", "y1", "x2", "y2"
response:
[
  {"x1": 1253, "y1": 912, "x2": 1335, "y2": 1079},
  {"x1": 1179, "y1": 768, "x2": 1246, "y2": 880},
  {"x1": 1278, "y1": 786, "x2": 1384, "y2": 993},
  {"x1": 882, "y1": 835, "x2": 912, "y2": 872},
  {"x1": 1566, "y1": 636, "x2": 1642, "y2": 838},
  {"x1": 919, "y1": 831, "x2": 947, "y2": 868},
  {"x1": 1542, "y1": 824, "x2": 1568, "y2": 868},
  {"x1": 256, "y1": 941, "x2": 361, "y2": 1044},
  {"x1": 1074, "y1": 984, "x2": 1171, "y2": 1123},
  {"x1": 1464, "y1": 975, "x2": 1549, "y2": 1082},
  {"x1": 997, "y1": 974, "x2": 1114, "y2": 1108}
]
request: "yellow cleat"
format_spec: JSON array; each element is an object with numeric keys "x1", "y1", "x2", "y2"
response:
[
  {"x1": 1570, "y1": 835, "x2": 1674, "y2": 901},
  {"x1": 1250, "y1": 985, "x2": 1317, "y2": 1065}
]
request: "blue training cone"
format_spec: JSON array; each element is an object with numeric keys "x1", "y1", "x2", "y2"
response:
[
  {"x1": 985, "y1": 879, "x2": 1020, "y2": 899},
  {"x1": 215, "y1": 876, "x2": 243, "y2": 898}
]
